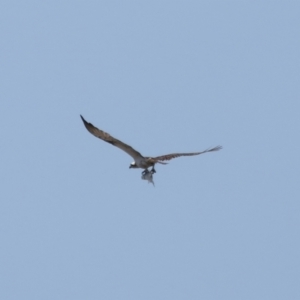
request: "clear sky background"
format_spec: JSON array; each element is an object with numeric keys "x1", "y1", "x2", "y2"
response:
[{"x1": 1, "y1": 1, "x2": 300, "y2": 299}]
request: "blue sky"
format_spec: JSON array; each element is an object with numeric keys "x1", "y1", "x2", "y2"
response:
[{"x1": 1, "y1": 1, "x2": 300, "y2": 299}]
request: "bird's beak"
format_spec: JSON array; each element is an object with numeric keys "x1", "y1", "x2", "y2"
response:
[{"x1": 129, "y1": 165, "x2": 132, "y2": 168}]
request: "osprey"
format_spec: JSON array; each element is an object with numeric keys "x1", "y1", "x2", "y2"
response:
[{"x1": 80, "y1": 115, "x2": 222, "y2": 177}]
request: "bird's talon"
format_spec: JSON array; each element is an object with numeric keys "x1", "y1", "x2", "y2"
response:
[{"x1": 142, "y1": 169, "x2": 149, "y2": 175}]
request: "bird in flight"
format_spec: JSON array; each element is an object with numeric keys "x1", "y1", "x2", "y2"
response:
[{"x1": 80, "y1": 115, "x2": 222, "y2": 177}]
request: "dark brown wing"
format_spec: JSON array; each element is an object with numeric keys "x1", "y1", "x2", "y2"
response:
[
  {"x1": 80, "y1": 115, "x2": 143, "y2": 160},
  {"x1": 151, "y1": 145, "x2": 222, "y2": 162}
]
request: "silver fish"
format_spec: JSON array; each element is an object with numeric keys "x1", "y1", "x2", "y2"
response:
[{"x1": 141, "y1": 170, "x2": 155, "y2": 186}]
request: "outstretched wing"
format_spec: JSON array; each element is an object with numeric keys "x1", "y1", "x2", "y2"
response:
[
  {"x1": 80, "y1": 115, "x2": 143, "y2": 160},
  {"x1": 151, "y1": 145, "x2": 222, "y2": 163}
]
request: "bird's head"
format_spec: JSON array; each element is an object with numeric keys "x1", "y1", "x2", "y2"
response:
[{"x1": 129, "y1": 162, "x2": 138, "y2": 169}]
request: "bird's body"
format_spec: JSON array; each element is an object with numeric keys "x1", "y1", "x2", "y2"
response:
[
  {"x1": 128, "y1": 156, "x2": 167, "y2": 170},
  {"x1": 80, "y1": 115, "x2": 222, "y2": 179}
]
